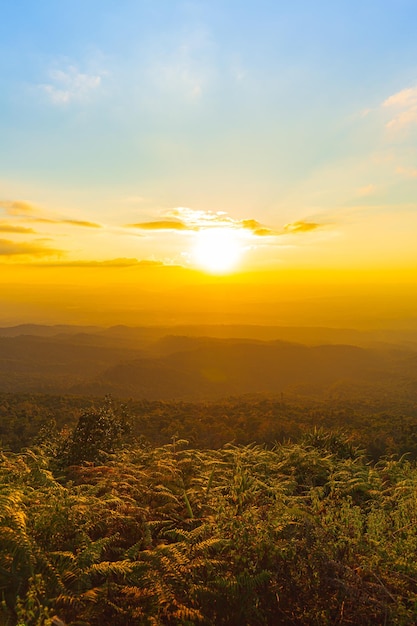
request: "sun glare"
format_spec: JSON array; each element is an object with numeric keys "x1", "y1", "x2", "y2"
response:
[{"x1": 192, "y1": 227, "x2": 243, "y2": 273}]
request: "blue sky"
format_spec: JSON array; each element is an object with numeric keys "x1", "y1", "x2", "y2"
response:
[{"x1": 1, "y1": 0, "x2": 417, "y2": 269}]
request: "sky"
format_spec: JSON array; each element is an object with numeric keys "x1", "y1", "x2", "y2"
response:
[{"x1": 1, "y1": 1, "x2": 417, "y2": 326}]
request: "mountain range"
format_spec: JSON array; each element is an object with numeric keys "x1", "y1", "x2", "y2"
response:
[{"x1": 0, "y1": 324, "x2": 417, "y2": 400}]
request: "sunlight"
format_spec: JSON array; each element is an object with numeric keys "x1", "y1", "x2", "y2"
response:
[{"x1": 192, "y1": 227, "x2": 243, "y2": 273}]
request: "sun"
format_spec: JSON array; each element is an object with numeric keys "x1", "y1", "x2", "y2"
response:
[{"x1": 192, "y1": 227, "x2": 243, "y2": 273}]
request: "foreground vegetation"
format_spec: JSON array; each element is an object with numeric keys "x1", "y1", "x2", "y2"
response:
[
  {"x1": 2, "y1": 390, "x2": 417, "y2": 460},
  {"x1": 1, "y1": 404, "x2": 417, "y2": 624}
]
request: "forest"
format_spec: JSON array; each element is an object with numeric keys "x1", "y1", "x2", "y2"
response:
[
  {"x1": 1, "y1": 389, "x2": 417, "y2": 461},
  {"x1": 1, "y1": 396, "x2": 417, "y2": 625},
  {"x1": 1, "y1": 326, "x2": 417, "y2": 624}
]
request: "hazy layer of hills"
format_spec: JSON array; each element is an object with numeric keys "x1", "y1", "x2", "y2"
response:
[
  {"x1": 3, "y1": 322, "x2": 417, "y2": 347},
  {"x1": 0, "y1": 324, "x2": 417, "y2": 400}
]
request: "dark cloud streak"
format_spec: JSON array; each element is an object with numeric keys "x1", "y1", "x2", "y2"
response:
[
  {"x1": 0, "y1": 200, "x2": 101, "y2": 228},
  {"x1": 30, "y1": 258, "x2": 166, "y2": 268},
  {"x1": 282, "y1": 221, "x2": 322, "y2": 234},
  {"x1": 240, "y1": 219, "x2": 275, "y2": 236},
  {"x1": 0, "y1": 224, "x2": 36, "y2": 234},
  {"x1": 126, "y1": 220, "x2": 189, "y2": 231},
  {"x1": 0, "y1": 239, "x2": 63, "y2": 257}
]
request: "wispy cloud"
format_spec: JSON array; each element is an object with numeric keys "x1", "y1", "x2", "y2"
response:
[
  {"x1": 239, "y1": 219, "x2": 275, "y2": 236},
  {"x1": 0, "y1": 199, "x2": 101, "y2": 228},
  {"x1": 153, "y1": 59, "x2": 205, "y2": 100},
  {"x1": 39, "y1": 65, "x2": 103, "y2": 105},
  {"x1": 128, "y1": 208, "x2": 326, "y2": 239},
  {"x1": 0, "y1": 239, "x2": 62, "y2": 257},
  {"x1": 31, "y1": 258, "x2": 165, "y2": 268},
  {"x1": 126, "y1": 220, "x2": 189, "y2": 231},
  {"x1": 130, "y1": 208, "x2": 274, "y2": 235},
  {"x1": 0, "y1": 200, "x2": 37, "y2": 215},
  {"x1": 32, "y1": 217, "x2": 102, "y2": 228},
  {"x1": 281, "y1": 221, "x2": 322, "y2": 234},
  {"x1": 63, "y1": 219, "x2": 101, "y2": 228},
  {"x1": 167, "y1": 207, "x2": 229, "y2": 226},
  {"x1": 0, "y1": 224, "x2": 36, "y2": 234},
  {"x1": 383, "y1": 85, "x2": 417, "y2": 130},
  {"x1": 357, "y1": 184, "x2": 376, "y2": 197},
  {"x1": 149, "y1": 30, "x2": 214, "y2": 102},
  {"x1": 396, "y1": 166, "x2": 417, "y2": 178},
  {"x1": 383, "y1": 86, "x2": 417, "y2": 108}
]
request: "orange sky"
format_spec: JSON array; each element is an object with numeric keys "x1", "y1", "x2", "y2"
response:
[
  {"x1": 1, "y1": 262, "x2": 416, "y2": 329},
  {"x1": 2, "y1": 2, "x2": 417, "y2": 328}
]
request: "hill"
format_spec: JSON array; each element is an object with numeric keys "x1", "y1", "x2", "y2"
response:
[
  {"x1": 0, "y1": 325, "x2": 417, "y2": 400},
  {"x1": 72, "y1": 339, "x2": 387, "y2": 399}
]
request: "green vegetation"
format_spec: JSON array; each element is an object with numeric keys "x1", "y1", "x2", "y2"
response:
[
  {"x1": 1, "y1": 405, "x2": 417, "y2": 625},
  {"x1": 1, "y1": 391, "x2": 417, "y2": 460}
]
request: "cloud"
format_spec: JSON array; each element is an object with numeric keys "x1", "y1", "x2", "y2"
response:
[
  {"x1": 39, "y1": 65, "x2": 102, "y2": 105},
  {"x1": 383, "y1": 85, "x2": 417, "y2": 130},
  {"x1": 240, "y1": 219, "x2": 275, "y2": 236},
  {"x1": 123, "y1": 196, "x2": 147, "y2": 204},
  {"x1": 155, "y1": 60, "x2": 204, "y2": 99},
  {"x1": 0, "y1": 224, "x2": 36, "y2": 234},
  {"x1": 30, "y1": 217, "x2": 101, "y2": 228},
  {"x1": 127, "y1": 208, "x2": 236, "y2": 231},
  {"x1": 149, "y1": 31, "x2": 212, "y2": 102},
  {"x1": 0, "y1": 239, "x2": 62, "y2": 257},
  {"x1": 62, "y1": 219, "x2": 101, "y2": 228},
  {"x1": 126, "y1": 220, "x2": 189, "y2": 231},
  {"x1": 383, "y1": 86, "x2": 417, "y2": 108},
  {"x1": 167, "y1": 207, "x2": 231, "y2": 227},
  {"x1": 0, "y1": 199, "x2": 101, "y2": 228},
  {"x1": 357, "y1": 184, "x2": 376, "y2": 197},
  {"x1": 0, "y1": 200, "x2": 37, "y2": 215},
  {"x1": 386, "y1": 109, "x2": 417, "y2": 130},
  {"x1": 31, "y1": 258, "x2": 165, "y2": 268},
  {"x1": 153, "y1": 208, "x2": 276, "y2": 236},
  {"x1": 126, "y1": 207, "x2": 323, "y2": 239},
  {"x1": 396, "y1": 166, "x2": 417, "y2": 178},
  {"x1": 281, "y1": 221, "x2": 322, "y2": 234}
]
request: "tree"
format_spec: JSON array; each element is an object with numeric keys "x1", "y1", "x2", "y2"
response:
[{"x1": 59, "y1": 398, "x2": 131, "y2": 466}]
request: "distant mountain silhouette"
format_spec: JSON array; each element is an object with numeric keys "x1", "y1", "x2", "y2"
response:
[
  {"x1": 0, "y1": 324, "x2": 102, "y2": 337},
  {"x1": 0, "y1": 334, "x2": 145, "y2": 393},
  {"x1": 71, "y1": 339, "x2": 390, "y2": 400},
  {"x1": 0, "y1": 326, "x2": 416, "y2": 399}
]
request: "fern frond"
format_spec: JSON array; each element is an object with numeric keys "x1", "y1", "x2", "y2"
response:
[
  {"x1": 54, "y1": 592, "x2": 83, "y2": 610},
  {"x1": 87, "y1": 560, "x2": 134, "y2": 579},
  {"x1": 171, "y1": 604, "x2": 204, "y2": 622}
]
